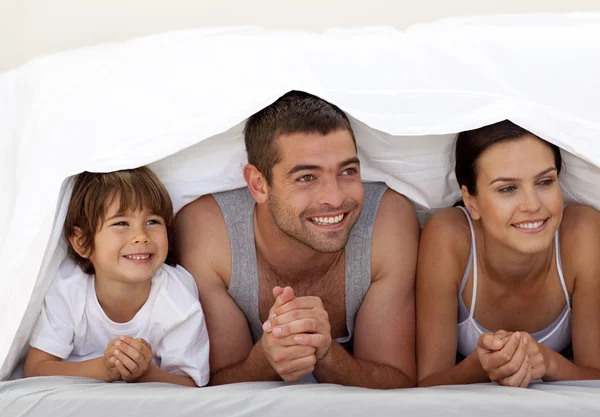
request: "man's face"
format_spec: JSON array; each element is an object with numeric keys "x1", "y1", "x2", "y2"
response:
[{"x1": 266, "y1": 129, "x2": 364, "y2": 253}]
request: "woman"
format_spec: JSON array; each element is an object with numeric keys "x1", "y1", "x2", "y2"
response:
[{"x1": 417, "y1": 120, "x2": 600, "y2": 387}]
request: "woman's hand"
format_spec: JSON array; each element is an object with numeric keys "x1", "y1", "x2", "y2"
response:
[
  {"x1": 477, "y1": 331, "x2": 532, "y2": 387},
  {"x1": 519, "y1": 332, "x2": 549, "y2": 380}
]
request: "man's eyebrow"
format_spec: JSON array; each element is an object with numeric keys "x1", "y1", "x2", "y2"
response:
[
  {"x1": 489, "y1": 167, "x2": 557, "y2": 186},
  {"x1": 286, "y1": 157, "x2": 360, "y2": 176},
  {"x1": 339, "y1": 157, "x2": 360, "y2": 168},
  {"x1": 287, "y1": 164, "x2": 322, "y2": 176}
]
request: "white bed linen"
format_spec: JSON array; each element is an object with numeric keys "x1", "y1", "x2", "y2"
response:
[{"x1": 1, "y1": 377, "x2": 600, "y2": 417}]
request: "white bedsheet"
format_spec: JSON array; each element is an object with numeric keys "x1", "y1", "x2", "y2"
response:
[
  {"x1": 2, "y1": 14, "x2": 600, "y2": 385},
  {"x1": 1, "y1": 377, "x2": 600, "y2": 417}
]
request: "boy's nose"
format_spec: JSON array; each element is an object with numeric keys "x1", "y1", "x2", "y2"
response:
[{"x1": 132, "y1": 229, "x2": 150, "y2": 244}]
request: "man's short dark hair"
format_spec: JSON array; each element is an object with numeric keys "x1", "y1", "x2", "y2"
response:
[{"x1": 244, "y1": 91, "x2": 356, "y2": 184}]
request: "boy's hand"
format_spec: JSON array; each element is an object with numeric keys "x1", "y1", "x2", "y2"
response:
[
  {"x1": 112, "y1": 336, "x2": 153, "y2": 382},
  {"x1": 103, "y1": 338, "x2": 123, "y2": 381}
]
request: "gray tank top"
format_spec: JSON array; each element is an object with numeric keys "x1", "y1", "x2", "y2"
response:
[{"x1": 213, "y1": 182, "x2": 387, "y2": 349}]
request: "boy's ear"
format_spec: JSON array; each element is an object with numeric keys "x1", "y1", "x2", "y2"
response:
[
  {"x1": 461, "y1": 185, "x2": 481, "y2": 221},
  {"x1": 243, "y1": 164, "x2": 268, "y2": 204},
  {"x1": 69, "y1": 227, "x2": 91, "y2": 258}
]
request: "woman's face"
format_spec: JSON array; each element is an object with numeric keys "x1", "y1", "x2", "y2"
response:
[{"x1": 464, "y1": 135, "x2": 563, "y2": 254}]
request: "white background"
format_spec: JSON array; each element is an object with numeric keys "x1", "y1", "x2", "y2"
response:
[{"x1": 2, "y1": 0, "x2": 600, "y2": 72}]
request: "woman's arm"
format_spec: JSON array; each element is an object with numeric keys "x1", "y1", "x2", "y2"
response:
[
  {"x1": 416, "y1": 209, "x2": 530, "y2": 387},
  {"x1": 417, "y1": 209, "x2": 487, "y2": 386},
  {"x1": 544, "y1": 205, "x2": 600, "y2": 381}
]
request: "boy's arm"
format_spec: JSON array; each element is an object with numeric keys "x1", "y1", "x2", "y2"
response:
[
  {"x1": 23, "y1": 347, "x2": 117, "y2": 382},
  {"x1": 136, "y1": 363, "x2": 197, "y2": 387}
]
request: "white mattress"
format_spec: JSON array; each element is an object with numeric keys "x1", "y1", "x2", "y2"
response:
[{"x1": 1, "y1": 377, "x2": 600, "y2": 417}]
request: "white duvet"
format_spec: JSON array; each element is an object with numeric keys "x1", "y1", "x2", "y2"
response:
[{"x1": 1, "y1": 14, "x2": 600, "y2": 382}]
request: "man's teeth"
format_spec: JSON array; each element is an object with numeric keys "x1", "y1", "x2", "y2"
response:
[
  {"x1": 310, "y1": 214, "x2": 344, "y2": 225},
  {"x1": 514, "y1": 221, "x2": 545, "y2": 229},
  {"x1": 125, "y1": 254, "x2": 151, "y2": 260}
]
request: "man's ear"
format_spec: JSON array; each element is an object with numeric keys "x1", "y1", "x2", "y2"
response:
[
  {"x1": 461, "y1": 185, "x2": 481, "y2": 221},
  {"x1": 243, "y1": 164, "x2": 268, "y2": 204},
  {"x1": 68, "y1": 227, "x2": 91, "y2": 258}
]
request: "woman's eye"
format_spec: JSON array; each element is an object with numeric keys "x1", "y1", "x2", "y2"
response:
[
  {"x1": 499, "y1": 185, "x2": 517, "y2": 193},
  {"x1": 298, "y1": 174, "x2": 315, "y2": 182},
  {"x1": 538, "y1": 179, "x2": 555, "y2": 187}
]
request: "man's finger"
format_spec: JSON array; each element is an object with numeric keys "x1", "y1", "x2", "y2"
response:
[
  {"x1": 272, "y1": 318, "x2": 321, "y2": 338},
  {"x1": 272, "y1": 286, "x2": 285, "y2": 299},
  {"x1": 290, "y1": 333, "x2": 328, "y2": 349},
  {"x1": 273, "y1": 296, "x2": 323, "y2": 317},
  {"x1": 276, "y1": 354, "x2": 317, "y2": 378},
  {"x1": 263, "y1": 308, "x2": 317, "y2": 332},
  {"x1": 274, "y1": 286, "x2": 296, "y2": 308}
]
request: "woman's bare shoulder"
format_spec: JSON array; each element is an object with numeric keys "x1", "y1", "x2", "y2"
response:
[
  {"x1": 418, "y1": 207, "x2": 472, "y2": 283},
  {"x1": 421, "y1": 207, "x2": 472, "y2": 248},
  {"x1": 560, "y1": 204, "x2": 600, "y2": 259}
]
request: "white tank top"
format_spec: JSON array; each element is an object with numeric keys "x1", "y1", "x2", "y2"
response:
[{"x1": 456, "y1": 206, "x2": 572, "y2": 357}]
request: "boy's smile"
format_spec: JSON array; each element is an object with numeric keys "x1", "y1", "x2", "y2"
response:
[{"x1": 88, "y1": 197, "x2": 169, "y2": 285}]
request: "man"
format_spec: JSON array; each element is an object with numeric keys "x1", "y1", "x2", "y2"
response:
[{"x1": 175, "y1": 91, "x2": 419, "y2": 388}]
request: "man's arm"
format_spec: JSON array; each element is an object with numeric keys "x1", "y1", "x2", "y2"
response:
[
  {"x1": 316, "y1": 190, "x2": 420, "y2": 388},
  {"x1": 175, "y1": 195, "x2": 314, "y2": 384},
  {"x1": 267, "y1": 190, "x2": 420, "y2": 388}
]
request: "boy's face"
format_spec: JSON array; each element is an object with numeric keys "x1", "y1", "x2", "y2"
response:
[{"x1": 88, "y1": 197, "x2": 168, "y2": 284}]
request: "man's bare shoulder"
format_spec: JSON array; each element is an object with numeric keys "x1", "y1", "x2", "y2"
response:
[
  {"x1": 174, "y1": 194, "x2": 232, "y2": 286},
  {"x1": 370, "y1": 189, "x2": 420, "y2": 282},
  {"x1": 375, "y1": 188, "x2": 418, "y2": 224}
]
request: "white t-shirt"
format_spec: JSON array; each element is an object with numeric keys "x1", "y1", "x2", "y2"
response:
[{"x1": 29, "y1": 258, "x2": 210, "y2": 386}]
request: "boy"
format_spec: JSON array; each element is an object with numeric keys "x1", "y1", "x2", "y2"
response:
[{"x1": 24, "y1": 167, "x2": 209, "y2": 387}]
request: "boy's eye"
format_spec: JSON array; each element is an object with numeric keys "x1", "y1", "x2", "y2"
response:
[
  {"x1": 297, "y1": 174, "x2": 315, "y2": 182},
  {"x1": 112, "y1": 221, "x2": 128, "y2": 226},
  {"x1": 146, "y1": 219, "x2": 163, "y2": 225}
]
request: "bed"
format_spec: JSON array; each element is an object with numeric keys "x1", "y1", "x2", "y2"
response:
[{"x1": 2, "y1": 13, "x2": 600, "y2": 416}]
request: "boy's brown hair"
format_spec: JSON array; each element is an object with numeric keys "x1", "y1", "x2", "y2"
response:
[{"x1": 64, "y1": 167, "x2": 177, "y2": 274}]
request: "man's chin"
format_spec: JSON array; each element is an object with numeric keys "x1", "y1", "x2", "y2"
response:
[{"x1": 304, "y1": 236, "x2": 349, "y2": 253}]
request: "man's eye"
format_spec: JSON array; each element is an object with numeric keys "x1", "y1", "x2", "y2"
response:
[
  {"x1": 298, "y1": 175, "x2": 315, "y2": 182},
  {"x1": 342, "y1": 168, "x2": 357, "y2": 176}
]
